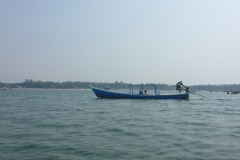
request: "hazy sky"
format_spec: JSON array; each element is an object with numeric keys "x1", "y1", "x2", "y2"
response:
[{"x1": 1, "y1": 0, "x2": 240, "y2": 85}]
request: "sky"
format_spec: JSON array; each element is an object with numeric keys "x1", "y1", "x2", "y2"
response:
[{"x1": 0, "y1": 0, "x2": 240, "y2": 85}]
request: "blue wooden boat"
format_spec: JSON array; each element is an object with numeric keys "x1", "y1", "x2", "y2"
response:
[{"x1": 90, "y1": 84, "x2": 189, "y2": 99}]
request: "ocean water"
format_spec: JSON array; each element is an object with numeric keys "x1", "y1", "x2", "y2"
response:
[{"x1": 0, "y1": 89, "x2": 240, "y2": 160}]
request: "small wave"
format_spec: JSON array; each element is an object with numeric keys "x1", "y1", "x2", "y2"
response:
[
  {"x1": 35, "y1": 123, "x2": 67, "y2": 128},
  {"x1": 106, "y1": 127, "x2": 138, "y2": 136},
  {"x1": 16, "y1": 143, "x2": 52, "y2": 151},
  {"x1": 106, "y1": 127, "x2": 124, "y2": 133}
]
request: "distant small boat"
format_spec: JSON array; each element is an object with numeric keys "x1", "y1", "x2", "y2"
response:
[
  {"x1": 90, "y1": 84, "x2": 189, "y2": 99},
  {"x1": 0, "y1": 87, "x2": 9, "y2": 90},
  {"x1": 231, "y1": 91, "x2": 239, "y2": 94}
]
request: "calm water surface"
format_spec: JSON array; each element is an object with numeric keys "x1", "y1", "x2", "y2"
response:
[{"x1": 0, "y1": 89, "x2": 240, "y2": 160}]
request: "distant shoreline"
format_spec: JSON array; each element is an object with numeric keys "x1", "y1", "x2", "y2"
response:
[
  {"x1": 9, "y1": 88, "x2": 91, "y2": 90},
  {"x1": 1, "y1": 80, "x2": 240, "y2": 91}
]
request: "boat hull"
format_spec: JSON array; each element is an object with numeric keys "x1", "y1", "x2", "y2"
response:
[{"x1": 90, "y1": 86, "x2": 189, "y2": 99}]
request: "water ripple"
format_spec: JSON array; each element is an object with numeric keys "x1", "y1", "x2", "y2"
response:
[{"x1": 0, "y1": 90, "x2": 240, "y2": 159}]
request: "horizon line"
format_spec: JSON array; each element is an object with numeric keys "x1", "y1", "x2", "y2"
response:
[{"x1": 1, "y1": 81, "x2": 240, "y2": 86}]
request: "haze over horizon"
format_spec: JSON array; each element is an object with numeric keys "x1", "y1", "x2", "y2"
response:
[
  {"x1": 1, "y1": 79, "x2": 240, "y2": 87},
  {"x1": 1, "y1": 0, "x2": 240, "y2": 85}
]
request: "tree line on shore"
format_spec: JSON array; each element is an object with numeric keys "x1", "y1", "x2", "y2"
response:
[{"x1": 0, "y1": 79, "x2": 240, "y2": 91}]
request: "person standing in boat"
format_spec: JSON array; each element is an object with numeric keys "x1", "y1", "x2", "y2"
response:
[
  {"x1": 176, "y1": 81, "x2": 184, "y2": 93},
  {"x1": 144, "y1": 90, "x2": 147, "y2": 95},
  {"x1": 139, "y1": 90, "x2": 143, "y2": 94}
]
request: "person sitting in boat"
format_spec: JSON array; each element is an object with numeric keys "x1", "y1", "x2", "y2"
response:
[
  {"x1": 144, "y1": 90, "x2": 147, "y2": 95},
  {"x1": 139, "y1": 90, "x2": 143, "y2": 94},
  {"x1": 176, "y1": 81, "x2": 183, "y2": 93}
]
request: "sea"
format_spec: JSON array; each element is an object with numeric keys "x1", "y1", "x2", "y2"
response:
[{"x1": 0, "y1": 89, "x2": 240, "y2": 160}]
